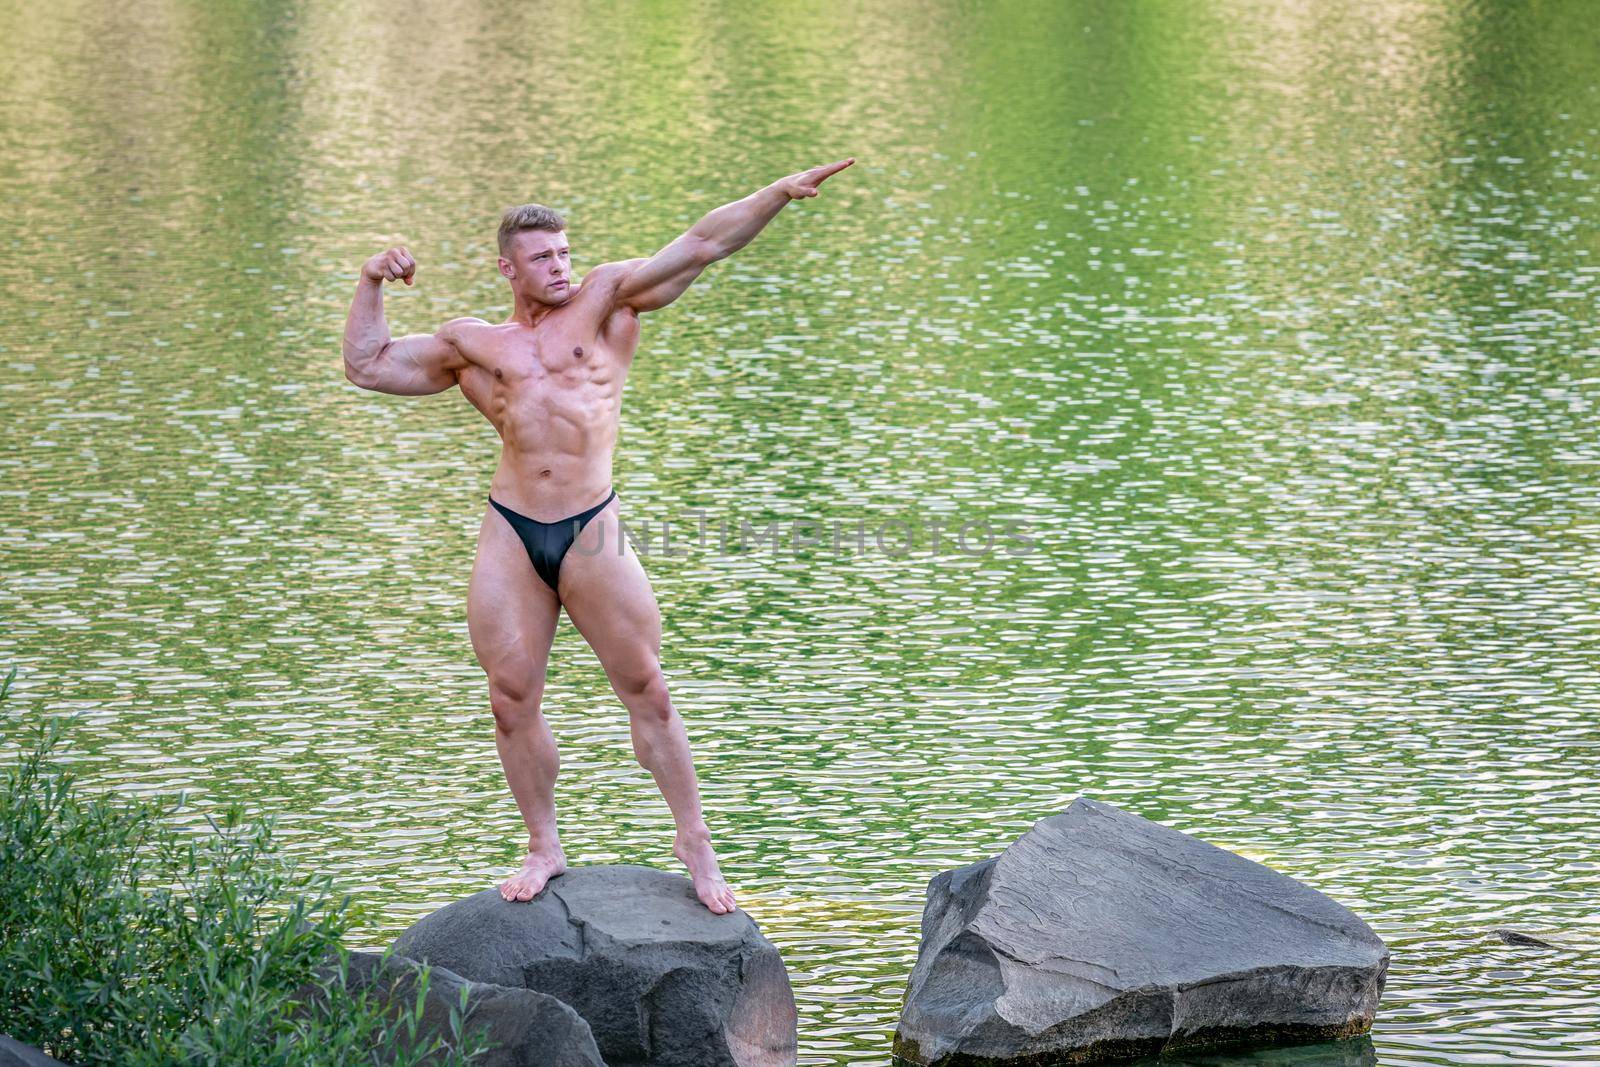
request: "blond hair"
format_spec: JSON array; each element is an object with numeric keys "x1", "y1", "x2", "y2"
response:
[{"x1": 497, "y1": 203, "x2": 567, "y2": 255}]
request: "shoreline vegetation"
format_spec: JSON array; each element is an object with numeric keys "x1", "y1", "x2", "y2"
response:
[{"x1": 0, "y1": 665, "x2": 492, "y2": 1066}]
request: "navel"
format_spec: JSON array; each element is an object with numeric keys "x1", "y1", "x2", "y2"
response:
[
  {"x1": 573, "y1": 345, "x2": 584, "y2": 359},
  {"x1": 494, "y1": 367, "x2": 503, "y2": 379}
]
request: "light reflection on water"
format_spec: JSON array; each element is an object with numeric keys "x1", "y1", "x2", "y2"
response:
[{"x1": 1, "y1": 1, "x2": 1598, "y2": 1063}]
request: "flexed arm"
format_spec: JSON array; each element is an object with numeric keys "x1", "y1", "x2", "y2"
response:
[
  {"x1": 342, "y1": 246, "x2": 470, "y2": 395},
  {"x1": 607, "y1": 158, "x2": 855, "y2": 314}
]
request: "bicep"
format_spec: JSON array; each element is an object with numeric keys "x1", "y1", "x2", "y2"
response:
[{"x1": 362, "y1": 331, "x2": 464, "y2": 395}]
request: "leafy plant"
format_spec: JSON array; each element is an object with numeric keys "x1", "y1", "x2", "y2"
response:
[{"x1": 0, "y1": 665, "x2": 492, "y2": 1066}]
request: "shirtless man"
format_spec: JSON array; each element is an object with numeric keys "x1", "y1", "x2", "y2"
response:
[{"x1": 341, "y1": 158, "x2": 855, "y2": 914}]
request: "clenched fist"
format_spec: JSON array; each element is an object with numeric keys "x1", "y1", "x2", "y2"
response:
[{"x1": 362, "y1": 246, "x2": 416, "y2": 286}]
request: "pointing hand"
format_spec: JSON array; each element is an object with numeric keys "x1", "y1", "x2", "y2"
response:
[
  {"x1": 362, "y1": 246, "x2": 417, "y2": 286},
  {"x1": 777, "y1": 158, "x2": 855, "y2": 201}
]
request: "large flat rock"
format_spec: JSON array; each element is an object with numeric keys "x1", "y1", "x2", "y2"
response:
[
  {"x1": 894, "y1": 798, "x2": 1388, "y2": 1065},
  {"x1": 392, "y1": 864, "x2": 797, "y2": 1067}
]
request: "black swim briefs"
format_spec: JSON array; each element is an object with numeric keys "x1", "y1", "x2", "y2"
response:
[{"x1": 488, "y1": 487, "x2": 617, "y2": 593}]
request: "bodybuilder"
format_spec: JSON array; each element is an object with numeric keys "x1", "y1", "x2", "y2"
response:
[{"x1": 341, "y1": 158, "x2": 855, "y2": 914}]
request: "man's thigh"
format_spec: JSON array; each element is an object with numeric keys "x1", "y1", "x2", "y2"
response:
[
  {"x1": 468, "y1": 506, "x2": 561, "y2": 694},
  {"x1": 557, "y1": 498, "x2": 664, "y2": 690}
]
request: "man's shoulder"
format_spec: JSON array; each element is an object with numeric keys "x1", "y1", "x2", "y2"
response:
[
  {"x1": 575, "y1": 260, "x2": 643, "y2": 297},
  {"x1": 437, "y1": 316, "x2": 493, "y2": 346},
  {"x1": 586, "y1": 259, "x2": 650, "y2": 280},
  {"x1": 575, "y1": 262, "x2": 649, "y2": 324}
]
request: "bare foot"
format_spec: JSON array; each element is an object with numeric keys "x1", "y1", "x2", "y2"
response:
[
  {"x1": 500, "y1": 843, "x2": 567, "y2": 902},
  {"x1": 672, "y1": 829, "x2": 737, "y2": 914}
]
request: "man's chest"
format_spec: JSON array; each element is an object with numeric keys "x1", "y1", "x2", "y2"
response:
[{"x1": 460, "y1": 328, "x2": 629, "y2": 417}]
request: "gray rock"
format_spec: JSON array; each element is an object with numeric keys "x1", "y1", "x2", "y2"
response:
[
  {"x1": 893, "y1": 798, "x2": 1389, "y2": 1065},
  {"x1": 392, "y1": 864, "x2": 797, "y2": 1067},
  {"x1": 0, "y1": 1036, "x2": 63, "y2": 1067},
  {"x1": 298, "y1": 948, "x2": 605, "y2": 1067}
]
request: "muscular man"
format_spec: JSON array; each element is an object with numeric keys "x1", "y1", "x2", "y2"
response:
[{"x1": 341, "y1": 158, "x2": 854, "y2": 914}]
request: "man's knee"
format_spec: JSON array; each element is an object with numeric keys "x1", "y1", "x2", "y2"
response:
[
  {"x1": 627, "y1": 684, "x2": 673, "y2": 770},
  {"x1": 487, "y1": 675, "x2": 545, "y2": 732},
  {"x1": 614, "y1": 663, "x2": 673, "y2": 722}
]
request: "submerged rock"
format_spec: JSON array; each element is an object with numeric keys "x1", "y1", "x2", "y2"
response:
[
  {"x1": 1494, "y1": 929, "x2": 1561, "y2": 949},
  {"x1": 893, "y1": 798, "x2": 1388, "y2": 1065},
  {"x1": 392, "y1": 864, "x2": 797, "y2": 1067},
  {"x1": 1123, "y1": 1035, "x2": 1378, "y2": 1065}
]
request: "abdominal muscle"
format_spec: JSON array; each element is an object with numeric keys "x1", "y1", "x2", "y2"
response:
[{"x1": 471, "y1": 383, "x2": 623, "y2": 523}]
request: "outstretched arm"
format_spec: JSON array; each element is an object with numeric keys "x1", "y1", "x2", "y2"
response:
[
  {"x1": 342, "y1": 246, "x2": 469, "y2": 395},
  {"x1": 608, "y1": 158, "x2": 855, "y2": 314}
]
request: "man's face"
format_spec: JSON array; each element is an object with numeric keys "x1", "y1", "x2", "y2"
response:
[{"x1": 500, "y1": 229, "x2": 572, "y2": 304}]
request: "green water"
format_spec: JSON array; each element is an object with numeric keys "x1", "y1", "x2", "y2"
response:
[{"x1": 3, "y1": 1, "x2": 1598, "y2": 1063}]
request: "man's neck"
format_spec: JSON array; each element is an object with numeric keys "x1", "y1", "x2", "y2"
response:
[{"x1": 510, "y1": 285, "x2": 577, "y2": 328}]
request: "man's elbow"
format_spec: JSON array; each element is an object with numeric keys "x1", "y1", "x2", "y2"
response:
[
  {"x1": 341, "y1": 348, "x2": 365, "y2": 386},
  {"x1": 342, "y1": 342, "x2": 385, "y2": 390}
]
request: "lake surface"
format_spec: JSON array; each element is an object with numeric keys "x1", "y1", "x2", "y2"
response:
[{"x1": 2, "y1": 1, "x2": 1598, "y2": 1063}]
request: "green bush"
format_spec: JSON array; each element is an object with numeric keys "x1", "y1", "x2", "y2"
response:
[{"x1": 0, "y1": 666, "x2": 492, "y2": 1066}]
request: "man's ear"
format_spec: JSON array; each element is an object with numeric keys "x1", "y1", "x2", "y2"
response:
[{"x1": 498, "y1": 257, "x2": 514, "y2": 279}]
